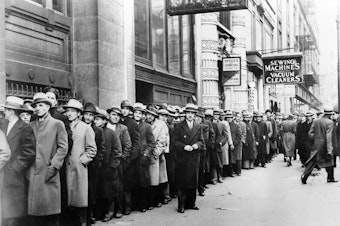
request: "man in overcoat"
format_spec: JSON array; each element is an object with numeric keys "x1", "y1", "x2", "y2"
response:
[
  {"x1": 254, "y1": 112, "x2": 268, "y2": 167},
  {"x1": 120, "y1": 100, "x2": 141, "y2": 215},
  {"x1": 93, "y1": 109, "x2": 122, "y2": 222},
  {"x1": 64, "y1": 99, "x2": 97, "y2": 226},
  {"x1": 106, "y1": 106, "x2": 131, "y2": 218},
  {"x1": 242, "y1": 112, "x2": 256, "y2": 169},
  {"x1": 132, "y1": 103, "x2": 156, "y2": 212},
  {"x1": 203, "y1": 109, "x2": 215, "y2": 184},
  {"x1": 296, "y1": 111, "x2": 314, "y2": 165},
  {"x1": 301, "y1": 108, "x2": 337, "y2": 184},
  {"x1": 226, "y1": 111, "x2": 242, "y2": 175},
  {"x1": 28, "y1": 93, "x2": 68, "y2": 226},
  {"x1": 173, "y1": 104, "x2": 204, "y2": 213},
  {"x1": 83, "y1": 102, "x2": 106, "y2": 224},
  {"x1": 0, "y1": 96, "x2": 36, "y2": 226},
  {"x1": 145, "y1": 106, "x2": 169, "y2": 208}
]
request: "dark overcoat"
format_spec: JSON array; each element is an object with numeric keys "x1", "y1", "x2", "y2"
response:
[
  {"x1": 243, "y1": 121, "x2": 256, "y2": 160},
  {"x1": 306, "y1": 117, "x2": 334, "y2": 168},
  {"x1": 255, "y1": 121, "x2": 268, "y2": 155},
  {"x1": 281, "y1": 120, "x2": 296, "y2": 157},
  {"x1": 211, "y1": 121, "x2": 227, "y2": 168},
  {"x1": 251, "y1": 121, "x2": 260, "y2": 158},
  {"x1": 28, "y1": 114, "x2": 68, "y2": 215},
  {"x1": 97, "y1": 126, "x2": 122, "y2": 199},
  {"x1": 1, "y1": 119, "x2": 36, "y2": 218},
  {"x1": 202, "y1": 120, "x2": 215, "y2": 172},
  {"x1": 137, "y1": 121, "x2": 155, "y2": 188},
  {"x1": 229, "y1": 121, "x2": 242, "y2": 164},
  {"x1": 174, "y1": 120, "x2": 204, "y2": 189},
  {"x1": 296, "y1": 120, "x2": 313, "y2": 164}
]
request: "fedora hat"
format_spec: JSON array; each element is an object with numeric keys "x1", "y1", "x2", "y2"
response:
[
  {"x1": 253, "y1": 111, "x2": 263, "y2": 117},
  {"x1": 242, "y1": 111, "x2": 251, "y2": 118},
  {"x1": 133, "y1": 102, "x2": 146, "y2": 112},
  {"x1": 107, "y1": 106, "x2": 122, "y2": 115},
  {"x1": 304, "y1": 111, "x2": 314, "y2": 117},
  {"x1": 62, "y1": 99, "x2": 83, "y2": 112},
  {"x1": 83, "y1": 102, "x2": 97, "y2": 114},
  {"x1": 22, "y1": 102, "x2": 34, "y2": 114},
  {"x1": 31, "y1": 92, "x2": 52, "y2": 107},
  {"x1": 323, "y1": 107, "x2": 334, "y2": 115},
  {"x1": 2, "y1": 96, "x2": 24, "y2": 110},
  {"x1": 167, "y1": 105, "x2": 176, "y2": 117},
  {"x1": 225, "y1": 111, "x2": 233, "y2": 118},
  {"x1": 96, "y1": 108, "x2": 109, "y2": 120},
  {"x1": 158, "y1": 109, "x2": 169, "y2": 115},
  {"x1": 205, "y1": 109, "x2": 213, "y2": 117},
  {"x1": 213, "y1": 107, "x2": 220, "y2": 115},
  {"x1": 184, "y1": 103, "x2": 198, "y2": 113},
  {"x1": 121, "y1": 100, "x2": 133, "y2": 110},
  {"x1": 146, "y1": 106, "x2": 158, "y2": 117}
]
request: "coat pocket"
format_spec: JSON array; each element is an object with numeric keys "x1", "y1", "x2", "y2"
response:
[{"x1": 5, "y1": 168, "x2": 23, "y2": 187}]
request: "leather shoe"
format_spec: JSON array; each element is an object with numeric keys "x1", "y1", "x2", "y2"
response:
[
  {"x1": 301, "y1": 175, "x2": 307, "y2": 184},
  {"x1": 123, "y1": 209, "x2": 131, "y2": 215},
  {"x1": 102, "y1": 212, "x2": 114, "y2": 222},
  {"x1": 114, "y1": 212, "x2": 123, "y2": 218},
  {"x1": 162, "y1": 199, "x2": 169, "y2": 204},
  {"x1": 198, "y1": 192, "x2": 205, "y2": 196},
  {"x1": 178, "y1": 208, "x2": 185, "y2": 213},
  {"x1": 187, "y1": 206, "x2": 199, "y2": 210},
  {"x1": 217, "y1": 178, "x2": 223, "y2": 183},
  {"x1": 155, "y1": 202, "x2": 162, "y2": 208},
  {"x1": 140, "y1": 208, "x2": 147, "y2": 213},
  {"x1": 327, "y1": 178, "x2": 339, "y2": 183}
]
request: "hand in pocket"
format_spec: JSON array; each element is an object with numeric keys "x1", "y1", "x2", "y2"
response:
[{"x1": 45, "y1": 166, "x2": 57, "y2": 183}]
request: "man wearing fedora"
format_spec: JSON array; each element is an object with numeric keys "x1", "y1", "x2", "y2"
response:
[
  {"x1": 254, "y1": 112, "x2": 268, "y2": 168},
  {"x1": 132, "y1": 103, "x2": 155, "y2": 212},
  {"x1": 145, "y1": 106, "x2": 169, "y2": 209},
  {"x1": 93, "y1": 109, "x2": 122, "y2": 222},
  {"x1": 28, "y1": 93, "x2": 68, "y2": 226},
  {"x1": 173, "y1": 103, "x2": 204, "y2": 213},
  {"x1": 296, "y1": 111, "x2": 314, "y2": 166},
  {"x1": 0, "y1": 96, "x2": 36, "y2": 226},
  {"x1": 19, "y1": 99, "x2": 34, "y2": 124},
  {"x1": 63, "y1": 99, "x2": 97, "y2": 226},
  {"x1": 204, "y1": 109, "x2": 216, "y2": 185},
  {"x1": 301, "y1": 108, "x2": 337, "y2": 184},
  {"x1": 82, "y1": 102, "x2": 106, "y2": 224},
  {"x1": 120, "y1": 100, "x2": 141, "y2": 215},
  {"x1": 106, "y1": 106, "x2": 131, "y2": 218}
]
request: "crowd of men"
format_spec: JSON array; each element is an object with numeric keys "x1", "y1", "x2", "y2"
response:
[{"x1": 0, "y1": 86, "x2": 338, "y2": 226}]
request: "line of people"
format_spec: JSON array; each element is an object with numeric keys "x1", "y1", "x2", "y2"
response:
[{"x1": 0, "y1": 86, "x2": 293, "y2": 226}]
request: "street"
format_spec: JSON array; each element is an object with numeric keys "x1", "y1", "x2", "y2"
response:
[{"x1": 97, "y1": 154, "x2": 340, "y2": 226}]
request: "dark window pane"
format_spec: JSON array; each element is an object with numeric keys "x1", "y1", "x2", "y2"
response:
[
  {"x1": 52, "y1": 0, "x2": 63, "y2": 12},
  {"x1": 168, "y1": 15, "x2": 180, "y2": 74},
  {"x1": 135, "y1": 0, "x2": 151, "y2": 60},
  {"x1": 151, "y1": 0, "x2": 166, "y2": 68},
  {"x1": 182, "y1": 15, "x2": 193, "y2": 78}
]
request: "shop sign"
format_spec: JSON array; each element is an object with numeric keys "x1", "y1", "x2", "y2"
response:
[
  {"x1": 222, "y1": 57, "x2": 241, "y2": 86},
  {"x1": 167, "y1": 0, "x2": 248, "y2": 16},
  {"x1": 263, "y1": 53, "x2": 303, "y2": 84}
]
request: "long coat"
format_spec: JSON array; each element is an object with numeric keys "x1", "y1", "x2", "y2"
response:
[
  {"x1": 137, "y1": 121, "x2": 155, "y2": 187},
  {"x1": 66, "y1": 120, "x2": 97, "y2": 207},
  {"x1": 211, "y1": 121, "x2": 227, "y2": 168},
  {"x1": 221, "y1": 120, "x2": 233, "y2": 165},
  {"x1": 97, "y1": 126, "x2": 122, "y2": 199},
  {"x1": 255, "y1": 121, "x2": 268, "y2": 155},
  {"x1": 0, "y1": 118, "x2": 36, "y2": 218},
  {"x1": 28, "y1": 114, "x2": 68, "y2": 215},
  {"x1": 174, "y1": 120, "x2": 204, "y2": 189},
  {"x1": 296, "y1": 120, "x2": 313, "y2": 164},
  {"x1": 306, "y1": 117, "x2": 334, "y2": 168},
  {"x1": 243, "y1": 121, "x2": 256, "y2": 160},
  {"x1": 229, "y1": 121, "x2": 242, "y2": 163},
  {"x1": 0, "y1": 130, "x2": 11, "y2": 226},
  {"x1": 281, "y1": 120, "x2": 296, "y2": 157},
  {"x1": 149, "y1": 119, "x2": 169, "y2": 186},
  {"x1": 202, "y1": 119, "x2": 215, "y2": 172}
]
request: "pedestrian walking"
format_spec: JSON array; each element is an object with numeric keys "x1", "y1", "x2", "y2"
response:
[
  {"x1": 281, "y1": 114, "x2": 297, "y2": 166},
  {"x1": 301, "y1": 108, "x2": 337, "y2": 184},
  {"x1": 296, "y1": 111, "x2": 314, "y2": 165},
  {"x1": 173, "y1": 103, "x2": 204, "y2": 213},
  {"x1": 63, "y1": 99, "x2": 97, "y2": 226},
  {"x1": 28, "y1": 93, "x2": 68, "y2": 226},
  {"x1": 0, "y1": 96, "x2": 36, "y2": 226}
]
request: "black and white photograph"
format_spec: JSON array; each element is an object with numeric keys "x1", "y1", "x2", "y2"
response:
[{"x1": 0, "y1": 0, "x2": 340, "y2": 225}]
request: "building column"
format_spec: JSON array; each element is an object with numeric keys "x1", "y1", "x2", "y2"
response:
[
  {"x1": 226, "y1": 10, "x2": 250, "y2": 111},
  {"x1": 73, "y1": 0, "x2": 135, "y2": 108},
  {"x1": 200, "y1": 13, "x2": 219, "y2": 109},
  {"x1": 0, "y1": 1, "x2": 5, "y2": 103},
  {"x1": 258, "y1": 76, "x2": 264, "y2": 111}
]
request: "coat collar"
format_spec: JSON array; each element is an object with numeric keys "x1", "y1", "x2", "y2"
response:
[{"x1": 7, "y1": 118, "x2": 24, "y2": 142}]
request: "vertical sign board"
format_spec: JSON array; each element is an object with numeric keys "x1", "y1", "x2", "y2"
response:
[
  {"x1": 167, "y1": 0, "x2": 248, "y2": 16},
  {"x1": 263, "y1": 53, "x2": 303, "y2": 85},
  {"x1": 222, "y1": 57, "x2": 241, "y2": 86}
]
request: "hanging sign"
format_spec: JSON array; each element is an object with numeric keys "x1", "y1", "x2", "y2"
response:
[
  {"x1": 263, "y1": 53, "x2": 303, "y2": 84},
  {"x1": 222, "y1": 57, "x2": 241, "y2": 86},
  {"x1": 167, "y1": 0, "x2": 248, "y2": 16}
]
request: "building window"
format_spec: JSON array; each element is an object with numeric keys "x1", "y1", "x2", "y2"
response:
[
  {"x1": 182, "y1": 15, "x2": 193, "y2": 78},
  {"x1": 168, "y1": 16, "x2": 180, "y2": 74},
  {"x1": 135, "y1": 0, "x2": 195, "y2": 79},
  {"x1": 151, "y1": 0, "x2": 166, "y2": 68},
  {"x1": 28, "y1": 0, "x2": 43, "y2": 4},
  {"x1": 52, "y1": 0, "x2": 63, "y2": 13},
  {"x1": 135, "y1": 0, "x2": 151, "y2": 61},
  {"x1": 255, "y1": 19, "x2": 263, "y2": 51},
  {"x1": 219, "y1": 11, "x2": 231, "y2": 29}
]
